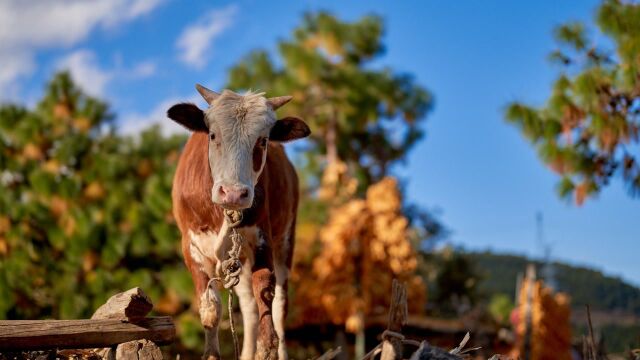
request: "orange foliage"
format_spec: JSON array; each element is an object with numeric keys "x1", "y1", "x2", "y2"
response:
[
  {"x1": 318, "y1": 159, "x2": 358, "y2": 202},
  {"x1": 84, "y1": 181, "x2": 105, "y2": 200},
  {"x1": 292, "y1": 176, "x2": 426, "y2": 330},
  {"x1": 73, "y1": 117, "x2": 92, "y2": 133},
  {"x1": 575, "y1": 182, "x2": 588, "y2": 206},
  {"x1": 22, "y1": 143, "x2": 44, "y2": 161},
  {"x1": 512, "y1": 277, "x2": 572, "y2": 360}
]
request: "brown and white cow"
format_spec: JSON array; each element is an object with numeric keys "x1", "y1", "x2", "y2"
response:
[{"x1": 168, "y1": 85, "x2": 310, "y2": 360}]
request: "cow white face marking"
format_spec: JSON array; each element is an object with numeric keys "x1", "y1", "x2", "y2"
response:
[
  {"x1": 205, "y1": 91, "x2": 273, "y2": 209},
  {"x1": 167, "y1": 86, "x2": 310, "y2": 211}
]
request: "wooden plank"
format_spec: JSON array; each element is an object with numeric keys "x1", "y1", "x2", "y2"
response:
[{"x1": 0, "y1": 317, "x2": 175, "y2": 351}]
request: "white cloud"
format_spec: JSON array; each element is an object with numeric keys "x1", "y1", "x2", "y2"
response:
[
  {"x1": 0, "y1": 0, "x2": 162, "y2": 48},
  {"x1": 176, "y1": 5, "x2": 238, "y2": 69},
  {"x1": 55, "y1": 49, "x2": 157, "y2": 97},
  {"x1": 56, "y1": 50, "x2": 112, "y2": 97},
  {"x1": 127, "y1": 61, "x2": 157, "y2": 79},
  {"x1": 0, "y1": 0, "x2": 164, "y2": 98},
  {"x1": 119, "y1": 96, "x2": 200, "y2": 136},
  {"x1": 127, "y1": 0, "x2": 164, "y2": 20},
  {"x1": 0, "y1": 50, "x2": 33, "y2": 100}
]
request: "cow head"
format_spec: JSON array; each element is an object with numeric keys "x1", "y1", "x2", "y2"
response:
[{"x1": 168, "y1": 85, "x2": 310, "y2": 210}]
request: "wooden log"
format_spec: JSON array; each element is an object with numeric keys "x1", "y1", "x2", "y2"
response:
[
  {"x1": 380, "y1": 279, "x2": 408, "y2": 360},
  {"x1": 92, "y1": 287, "x2": 153, "y2": 320},
  {"x1": 115, "y1": 339, "x2": 162, "y2": 360},
  {"x1": 97, "y1": 338, "x2": 164, "y2": 360},
  {"x1": 0, "y1": 317, "x2": 175, "y2": 351},
  {"x1": 90, "y1": 287, "x2": 164, "y2": 359}
]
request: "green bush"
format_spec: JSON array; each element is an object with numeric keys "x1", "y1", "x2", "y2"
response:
[{"x1": 0, "y1": 72, "x2": 205, "y2": 352}]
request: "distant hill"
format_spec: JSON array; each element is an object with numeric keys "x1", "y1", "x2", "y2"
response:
[{"x1": 466, "y1": 251, "x2": 640, "y2": 316}]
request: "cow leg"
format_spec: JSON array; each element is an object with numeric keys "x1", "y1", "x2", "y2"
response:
[
  {"x1": 201, "y1": 279, "x2": 222, "y2": 360},
  {"x1": 237, "y1": 259, "x2": 258, "y2": 360},
  {"x1": 187, "y1": 265, "x2": 222, "y2": 360},
  {"x1": 252, "y1": 242, "x2": 278, "y2": 360},
  {"x1": 273, "y1": 261, "x2": 289, "y2": 360},
  {"x1": 273, "y1": 218, "x2": 295, "y2": 360}
]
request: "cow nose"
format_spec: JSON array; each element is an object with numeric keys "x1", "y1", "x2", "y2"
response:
[{"x1": 218, "y1": 185, "x2": 251, "y2": 208}]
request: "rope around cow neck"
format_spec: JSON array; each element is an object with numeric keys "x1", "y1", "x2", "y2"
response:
[{"x1": 212, "y1": 209, "x2": 244, "y2": 360}]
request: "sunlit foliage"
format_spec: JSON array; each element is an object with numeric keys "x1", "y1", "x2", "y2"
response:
[
  {"x1": 512, "y1": 278, "x2": 572, "y2": 360},
  {"x1": 0, "y1": 72, "x2": 205, "y2": 351},
  {"x1": 291, "y1": 177, "x2": 426, "y2": 329},
  {"x1": 506, "y1": 0, "x2": 640, "y2": 203},
  {"x1": 227, "y1": 11, "x2": 433, "y2": 192}
]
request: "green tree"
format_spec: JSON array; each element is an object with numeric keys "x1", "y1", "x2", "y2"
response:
[
  {"x1": 430, "y1": 247, "x2": 479, "y2": 317},
  {"x1": 226, "y1": 11, "x2": 433, "y2": 192},
  {"x1": 506, "y1": 0, "x2": 640, "y2": 204},
  {"x1": 0, "y1": 72, "x2": 205, "y2": 353}
]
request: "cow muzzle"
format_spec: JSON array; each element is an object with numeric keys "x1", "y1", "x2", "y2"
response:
[{"x1": 212, "y1": 183, "x2": 253, "y2": 210}]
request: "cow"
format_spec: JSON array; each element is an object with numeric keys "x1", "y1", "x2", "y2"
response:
[{"x1": 167, "y1": 85, "x2": 310, "y2": 360}]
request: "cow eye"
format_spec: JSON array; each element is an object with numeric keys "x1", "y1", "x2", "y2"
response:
[
  {"x1": 209, "y1": 133, "x2": 216, "y2": 140},
  {"x1": 260, "y1": 137, "x2": 268, "y2": 147}
]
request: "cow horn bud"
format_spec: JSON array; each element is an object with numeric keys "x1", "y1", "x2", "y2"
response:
[
  {"x1": 268, "y1": 96, "x2": 293, "y2": 110},
  {"x1": 195, "y1": 84, "x2": 220, "y2": 104}
]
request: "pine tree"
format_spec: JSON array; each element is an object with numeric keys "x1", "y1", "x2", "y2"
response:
[
  {"x1": 506, "y1": 0, "x2": 640, "y2": 204},
  {"x1": 226, "y1": 12, "x2": 432, "y2": 192},
  {"x1": 226, "y1": 13, "x2": 434, "y2": 353}
]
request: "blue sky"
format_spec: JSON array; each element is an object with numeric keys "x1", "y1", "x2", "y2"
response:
[{"x1": 1, "y1": 0, "x2": 638, "y2": 285}]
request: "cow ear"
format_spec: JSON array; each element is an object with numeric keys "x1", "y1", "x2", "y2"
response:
[
  {"x1": 269, "y1": 117, "x2": 311, "y2": 142},
  {"x1": 167, "y1": 103, "x2": 207, "y2": 132}
]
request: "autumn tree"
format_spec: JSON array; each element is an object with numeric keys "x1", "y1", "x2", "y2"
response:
[
  {"x1": 511, "y1": 270, "x2": 572, "y2": 360},
  {"x1": 506, "y1": 0, "x2": 640, "y2": 204},
  {"x1": 292, "y1": 177, "x2": 426, "y2": 324}
]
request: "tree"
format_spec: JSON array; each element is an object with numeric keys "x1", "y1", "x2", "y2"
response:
[
  {"x1": 506, "y1": 0, "x2": 640, "y2": 204},
  {"x1": 291, "y1": 177, "x2": 426, "y2": 328},
  {"x1": 430, "y1": 247, "x2": 480, "y2": 317},
  {"x1": 512, "y1": 276, "x2": 572, "y2": 360},
  {"x1": 0, "y1": 72, "x2": 206, "y2": 354},
  {"x1": 227, "y1": 11, "x2": 432, "y2": 192},
  {"x1": 226, "y1": 12, "x2": 435, "y2": 356}
]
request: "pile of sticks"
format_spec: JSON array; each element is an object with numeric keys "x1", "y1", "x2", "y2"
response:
[{"x1": 317, "y1": 280, "x2": 498, "y2": 360}]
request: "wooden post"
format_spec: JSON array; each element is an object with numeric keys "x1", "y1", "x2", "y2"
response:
[{"x1": 380, "y1": 279, "x2": 407, "y2": 360}]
